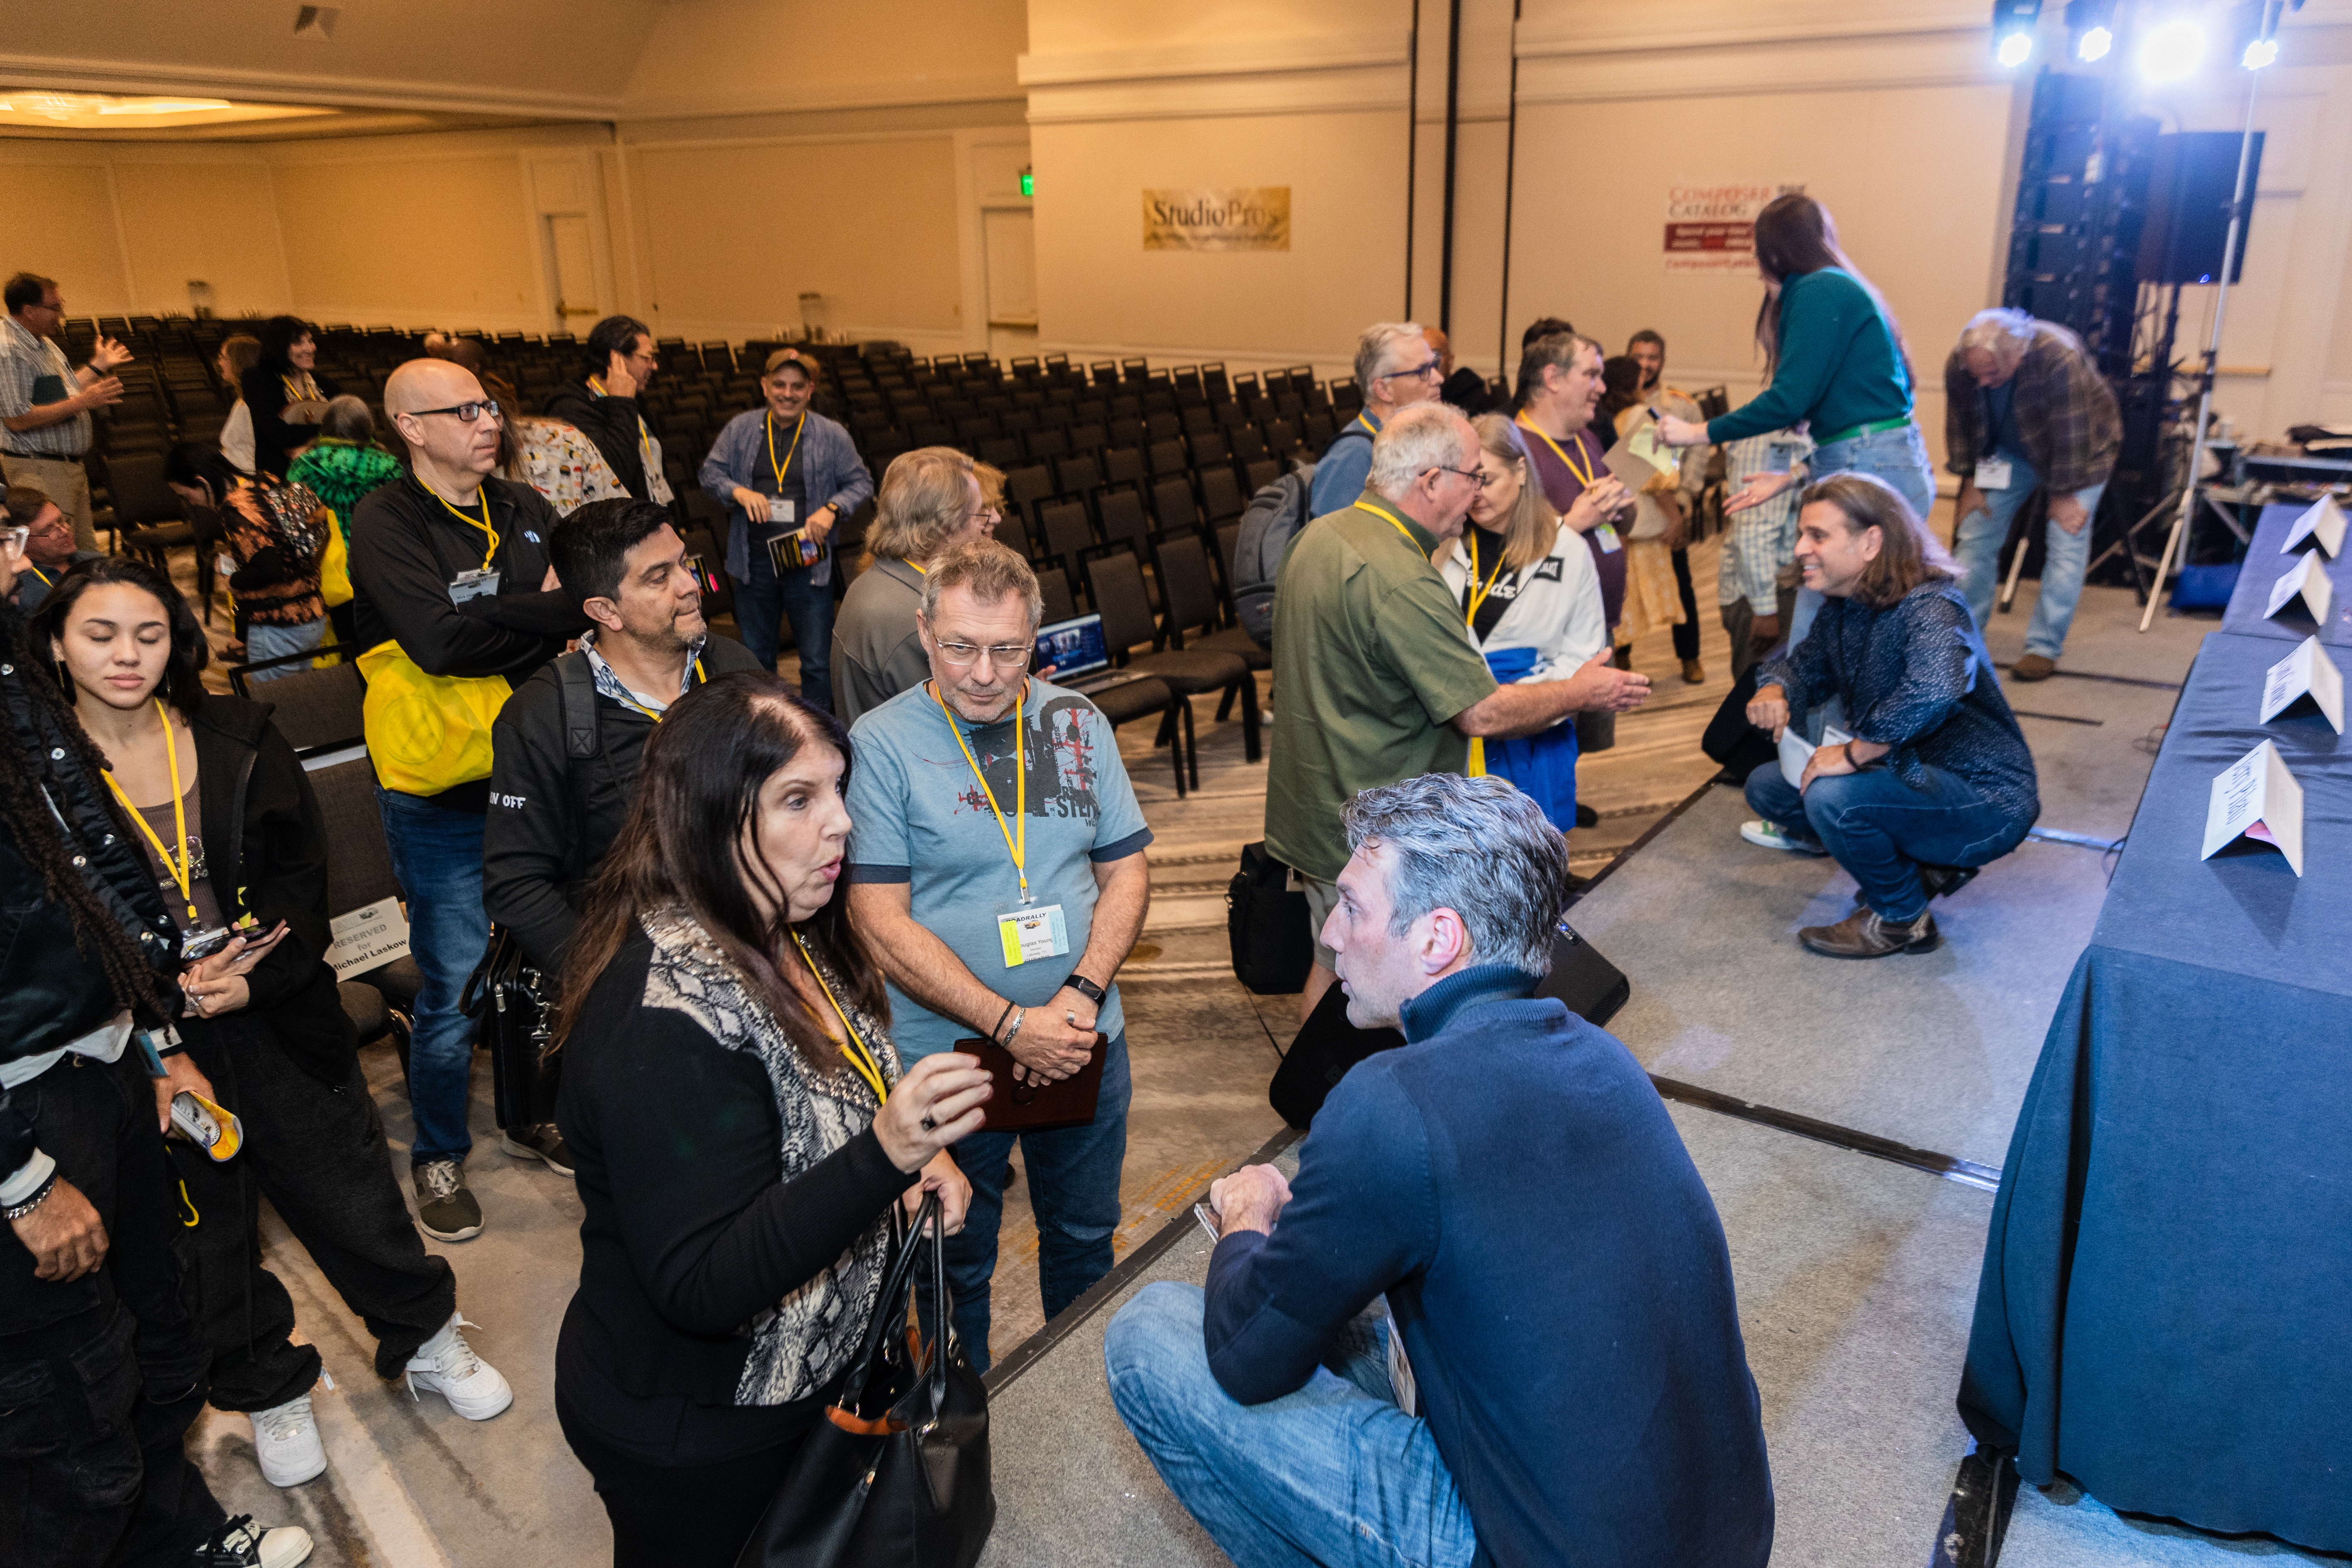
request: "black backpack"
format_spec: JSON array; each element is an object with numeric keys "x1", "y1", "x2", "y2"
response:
[{"x1": 1231, "y1": 458, "x2": 1325, "y2": 646}]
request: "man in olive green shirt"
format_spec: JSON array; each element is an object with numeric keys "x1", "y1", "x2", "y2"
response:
[{"x1": 1265, "y1": 403, "x2": 1651, "y2": 1020}]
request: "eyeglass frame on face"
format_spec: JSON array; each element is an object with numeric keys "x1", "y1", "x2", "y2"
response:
[
  {"x1": 932, "y1": 636, "x2": 1032, "y2": 669},
  {"x1": 1425, "y1": 463, "x2": 1488, "y2": 490},
  {"x1": 405, "y1": 400, "x2": 504, "y2": 424},
  {"x1": 1377, "y1": 358, "x2": 1443, "y2": 385}
]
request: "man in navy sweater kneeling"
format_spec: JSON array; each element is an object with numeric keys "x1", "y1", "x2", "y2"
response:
[{"x1": 1105, "y1": 773, "x2": 1773, "y2": 1567}]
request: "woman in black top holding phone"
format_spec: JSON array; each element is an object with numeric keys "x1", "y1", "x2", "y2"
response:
[
  {"x1": 239, "y1": 315, "x2": 339, "y2": 479},
  {"x1": 554, "y1": 672, "x2": 988, "y2": 1568}
]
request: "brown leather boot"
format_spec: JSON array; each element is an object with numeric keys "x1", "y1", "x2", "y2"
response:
[{"x1": 1798, "y1": 907, "x2": 1940, "y2": 958}]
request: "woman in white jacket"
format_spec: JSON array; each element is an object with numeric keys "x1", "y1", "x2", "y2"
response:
[{"x1": 1439, "y1": 413, "x2": 1608, "y2": 831}]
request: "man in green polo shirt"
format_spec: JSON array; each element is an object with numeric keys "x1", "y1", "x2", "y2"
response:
[{"x1": 1265, "y1": 402, "x2": 1652, "y2": 1020}]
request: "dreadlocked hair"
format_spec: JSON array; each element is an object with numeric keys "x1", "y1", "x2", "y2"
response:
[{"x1": 0, "y1": 599, "x2": 175, "y2": 1021}]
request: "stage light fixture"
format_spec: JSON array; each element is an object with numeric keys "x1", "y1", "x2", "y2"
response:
[
  {"x1": 2079, "y1": 25, "x2": 2114, "y2": 58},
  {"x1": 2065, "y1": 0, "x2": 2117, "y2": 60},
  {"x1": 1991, "y1": 0, "x2": 2042, "y2": 66},
  {"x1": 2242, "y1": 35, "x2": 2277, "y2": 66},
  {"x1": 2140, "y1": 16, "x2": 2206, "y2": 80}
]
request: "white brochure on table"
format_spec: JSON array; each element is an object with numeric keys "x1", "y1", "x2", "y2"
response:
[
  {"x1": 2258, "y1": 636, "x2": 2346, "y2": 733},
  {"x1": 2200, "y1": 738, "x2": 2306, "y2": 876},
  {"x1": 1778, "y1": 723, "x2": 1854, "y2": 790},
  {"x1": 326, "y1": 899, "x2": 411, "y2": 980},
  {"x1": 2264, "y1": 549, "x2": 2333, "y2": 624},
  {"x1": 2280, "y1": 494, "x2": 2347, "y2": 558}
]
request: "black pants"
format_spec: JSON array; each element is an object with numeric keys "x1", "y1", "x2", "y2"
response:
[
  {"x1": 173, "y1": 1014, "x2": 455, "y2": 1410},
  {"x1": 0, "y1": 1051, "x2": 225, "y2": 1567},
  {"x1": 557, "y1": 1392, "x2": 805, "y2": 1568},
  {"x1": 1670, "y1": 546, "x2": 1702, "y2": 662}
]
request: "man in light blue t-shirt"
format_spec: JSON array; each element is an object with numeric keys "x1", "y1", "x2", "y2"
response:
[{"x1": 846, "y1": 539, "x2": 1153, "y2": 1367}]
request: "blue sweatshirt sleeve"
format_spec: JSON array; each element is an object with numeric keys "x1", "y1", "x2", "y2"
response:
[
  {"x1": 1706, "y1": 272, "x2": 1864, "y2": 445},
  {"x1": 1202, "y1": 1066, "x2": 1436, "y2": 1404}
]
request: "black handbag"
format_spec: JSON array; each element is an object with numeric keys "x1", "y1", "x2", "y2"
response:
[
  {"x1": 458, "y1": 925, "x2": 558, "y2": 1131},
  {"x1": 1227, "y1": 841, "x2": 1314, "y2": 995},
  {"x1": 1702, "y1": 662, "x2": 1779, "y2": 785},
  {"x1": 735, "y1": 1193, "x2": 995, "y2": 1568},
  {"x1": 1536, "y1": 922, "x2": 1629, "y2": 1028}
]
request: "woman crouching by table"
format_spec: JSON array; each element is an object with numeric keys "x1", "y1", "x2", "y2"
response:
[
  {"x1": 551, "y1": 670, "x2": 990, "y2": 1568},
  {"x1": 1741, "y1": 473, "x2": 2038, "y2": 959}
]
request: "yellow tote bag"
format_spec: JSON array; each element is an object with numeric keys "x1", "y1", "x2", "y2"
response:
[
  {"x1": 357, "y1": 640, "x2": 510, "y2": 795},
  {"x1": 317, "y1": 510, "x2": 354, "y2": 607}
]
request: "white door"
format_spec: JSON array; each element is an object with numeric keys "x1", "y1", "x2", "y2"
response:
[
  {"x1": 983, "y1": 208, "x2": 1039, "y2": 361},
  {"x1": 544, "y1": 213, "x2": 600, "y2": 336}
]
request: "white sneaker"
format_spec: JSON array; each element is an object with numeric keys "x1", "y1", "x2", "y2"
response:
[
  {"x1": 1740, "y1": 819, "x2": 1830, "y2": 855},
  {"x1": 403, "y1": 1314, "x2": 512, "y2": 1421},
  {"x1": 188, "y1": 1514, "x2": 314, "y2": 1567},
  {"x1": 249, "y1": 1394, "x2": 327, "y2": 1487}
]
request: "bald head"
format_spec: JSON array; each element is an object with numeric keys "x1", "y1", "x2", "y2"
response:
[{"x1": 385, "y1": 356, "x2": 484, "y2": 417}]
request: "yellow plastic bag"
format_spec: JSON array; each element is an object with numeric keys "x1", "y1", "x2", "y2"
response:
[
  {"x1": 318, "y1": 510, "x2": 353, "y2": 607},
  {"x1": 357, "y1": 640, "x2": 510, "y2": 795}
]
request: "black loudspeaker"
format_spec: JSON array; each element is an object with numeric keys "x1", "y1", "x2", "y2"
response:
[{"x1": 2137, "y1": 131, "x2": 2264, "y2": 286}]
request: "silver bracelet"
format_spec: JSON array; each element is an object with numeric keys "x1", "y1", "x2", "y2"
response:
[
  {"x1": 1000, "y1": 1007, "x2": 1025, "y2": 1046},
  {"x1": 4, "y1": 1173, "x2": 58, "y2": 1222}
]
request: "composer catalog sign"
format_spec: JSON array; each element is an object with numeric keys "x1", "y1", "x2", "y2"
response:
[{"x1": 1143, "y1": 188, "x2": 1291, "y2": 252}]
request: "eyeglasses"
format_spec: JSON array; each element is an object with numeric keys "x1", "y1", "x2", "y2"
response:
[
  {"x1": 1379, "y1": 359, "x2": 1443, "y2": 384},
  {"x1": 0, "y1": 527, "x2": 26, "y2": 554},
  {"x1": 971, "y1": 508, "x2": 1003, "y2": 528},
  {"x1": 407, "y1": 400, "x2": 503, "y2": 424},
  {"x1": 1427, "y1": 464, "x2": 1489, "y2": 489},
  {"x1": 934, "y1": 639, "x2": 1032, "y2": 669}
]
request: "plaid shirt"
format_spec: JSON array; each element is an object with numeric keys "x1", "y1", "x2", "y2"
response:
[
  {"x1": 579, "y1": 627, "x2": 710, "y2": 713},
  {"x1": 1942, "y1": 323, "x2": 2121, "y2": 495},
  {"x1": 1718, "y1": 430, "x2": 1811, "y2": 614},
  {"x1": 0, "y1": 316, "x2": 90, "y2": 459}
]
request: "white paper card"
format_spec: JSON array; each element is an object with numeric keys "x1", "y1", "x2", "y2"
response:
[
  {"x1": 2200, "y1": 738, "x2": 2306, "y2": 876},
  {"x1": 1382, "y1": 1299, "x2": 1419, "y2": 1418},
  {"x1": 2264, "y1": 550, "x2": 2334, "y2": 624},
  {"x1": 327, "y1": 899, "x2": 411, "y2": 980},
  {"x1": 2281, "y1": 495, "x2": 2347, "y2": 559},
  {"x1": 2259, "y1": 636, "x2": 2346, "y2": 732},
  {"x1": 1778, "y1": 724, "x2": 1854, "y2": 789}
]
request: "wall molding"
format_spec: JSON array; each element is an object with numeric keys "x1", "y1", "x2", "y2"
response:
[
  {"x1": 620, "y1": 78, "x2": 1023, "y2": 125},
  {"x1": 0, "y1": 49, "x2": 617, "y2": 121},
  {"x1": 1019, "y1": 32, "x2": 1410, "y2": 125},
  {"x1": 1515, "y1": 17, "x2": 2005, "y2": 105}
]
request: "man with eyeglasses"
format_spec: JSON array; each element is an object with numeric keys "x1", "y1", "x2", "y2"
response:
[
  {"x1": 2, "y1": 485, "x2": 99, "y2": 615},
  {"x1": 845, "y1": 538, "x2": 1152, "y2": 1370},
  {"x1": 349, "y1": 356, "x2": 588, "y2": 1243},
  {"x1": 698, "y1": 347, "x2": 874, "y2": 710},
  {"x1": 1307, "y1": 322, "x2": 1444, "y2": 517},
  {"x1": 1267, "y1": 403, "x2": 1650, "y2": 1023},
  {"x1": 0, "y1": 273, "x2": 132, "y2": 554}
]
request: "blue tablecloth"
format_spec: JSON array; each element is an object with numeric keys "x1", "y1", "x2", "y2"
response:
[
  {"x1": 2221, "y1": 500, "x2": 2352, "y2": 645},
  {"x1": 1959, "y1": 610, "x2": 2352, "y2": 1551}
]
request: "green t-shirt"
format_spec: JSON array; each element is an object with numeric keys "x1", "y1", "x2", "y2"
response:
[{"x1": 1262, "y1": 493, "x2": 1499, "y2": 882}]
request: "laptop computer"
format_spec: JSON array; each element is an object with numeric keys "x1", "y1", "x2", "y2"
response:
[{"x1": 1035, "y1": 613, "x2": 1152, "y2": 695}]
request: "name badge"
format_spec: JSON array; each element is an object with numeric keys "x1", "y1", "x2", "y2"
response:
[
  {"x1": 773, "y1": 498, "x2": 796, "y2": 526},
  {"x1": 1595, "y1": 523, "x2": 1623, "y2": 554},
  {"x1": 448, "y1": 568, "x2": 500, "y2": 604},
  {"x1": 1975, "y1": 457, "x2": 2016, "y2": 491},
  {"x1": 998, "y1": 903, "x2": 1070, "y2": 967},
  {"x1": 216, "y1": 554, "x2": 238, "y2": 580}
]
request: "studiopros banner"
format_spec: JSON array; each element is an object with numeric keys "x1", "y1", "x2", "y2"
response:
[
  {"x1": 1664, "y1": 182, "x2": 1804, "y2": 273},
  {"x1": 1143, "y1": 188, "x2": 1291, "y2": 252}
]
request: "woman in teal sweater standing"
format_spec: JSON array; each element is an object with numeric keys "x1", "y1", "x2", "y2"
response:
[{"x1": 1657, "y1": 195, "x2": 1933, "y2": 522}]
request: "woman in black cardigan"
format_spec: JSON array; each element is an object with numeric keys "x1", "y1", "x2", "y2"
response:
[
  {"x1": 554, "y1": 671, "x2": 989, "y2": 1568},
  {"x1": 238, "y1": 315, "x2": 339, "y2": 479},
  {"x1": 36, "y1": 557, "x2": 509, "y2": 1495}
]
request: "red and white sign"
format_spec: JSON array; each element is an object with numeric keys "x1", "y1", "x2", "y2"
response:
[{"x1": 1664, "y1": 182, "x2": 1803, "y2": 273}]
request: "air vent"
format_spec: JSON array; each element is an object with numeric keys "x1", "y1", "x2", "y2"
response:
[{"x1": 293, "y1": 6, "x2": 339, "y2": 40}]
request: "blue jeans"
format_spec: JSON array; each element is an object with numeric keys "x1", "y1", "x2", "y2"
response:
[
  {"x1": 942, "y1": 1031, "x2": 1130, "y2": 1370},
  {"x1": 1792, "y1": 422, "x2": 1940, "y2": 649},
  {"x1": 374, "y1": 788, "x2": 489, "y2": 1164},
  {"x1": 1104, "y1": 1283, "x2": 1477, "y2": 1568},
  {"x1": 1744, "y1": 759, "x2": 2030, "y2": 922},
  {"x1": 1951, "y1": 470, "x2": 2105, "y2": 661},
  {"x1": 732, "y1": 542, "x2": 836, "y2": 713},
  {"x1": 244, "y1": 616, "x2": 325, "y2": 682}
]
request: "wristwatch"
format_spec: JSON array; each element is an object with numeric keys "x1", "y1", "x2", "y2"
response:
[{"x1": 1064, "y1": 973, "x2": 1107, "y2": 1007}]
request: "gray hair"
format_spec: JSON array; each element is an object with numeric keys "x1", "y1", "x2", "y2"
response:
[
  {"x1": 1354, "y1": 322, "x2": 1427, "y2": 394},
  {"x1": 319, "y1": 395, "x2": 375, "y2": 443},
  {"x1": 1344, "y1": 773, "x2": 1566, "y2": 976},
  {"x1": 1959, "y1": 308, "x2": 2037, "y2": 358},
  {"x1": 918, "y1": 537, "x2": 1043, "y2": 629},
  {"x1": 1366, "y1": 402, "x2": 1474, "y2": 497}
]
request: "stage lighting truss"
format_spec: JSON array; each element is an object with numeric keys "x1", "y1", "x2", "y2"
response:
[{"x1": 1993, "y1": 0, "x2": 2043, "y2": 66}]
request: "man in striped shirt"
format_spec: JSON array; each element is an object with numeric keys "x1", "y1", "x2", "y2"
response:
[{"x1": 0, "y1": 273, "x2": 133, "y2": 554}]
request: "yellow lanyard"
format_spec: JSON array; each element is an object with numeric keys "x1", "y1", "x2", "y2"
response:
[
  {"x1": 28, "y1": 562, "x2": 52, "y2": 587},
  {"x1": 903, "y1": 558, "x2": 927, "y2": 575},
  {"x1": 280, "y1": 372, "x2": 316, "y2": 404},
  {"x1": 425, "y1": 481, "x2": 500, "y2": 570},
  {"x1": 1515, "y1": 412, "x2": 1598, "y2": 489},
  {"x1": 608, "y1": 657, "x2": 706, "y2": 724},
  {"x1": 790, "y1": 930, "x2": 888, "y2": 1104},
  {"x1": 1352, "y1": 497, "x2": 1428, "y2": 558},
  {"x1": 1463, "y1": 527, "x2": 1508, "y2": 628},
  {"x1": 766, "y1": 412, "x2": 807, "y2": 493},
  {"x1": 102, "y1": 699, "x2": 199, "y2": 926},
  {"x1": 934, "y1": 681, "x2": 1028, "y2": 902},
  {"x1": 588, "y1": 377, "x2": 657, "y2": 467},
  {"x1": 1353, "y1": 412, "x2": 1380, "y2": 439}
]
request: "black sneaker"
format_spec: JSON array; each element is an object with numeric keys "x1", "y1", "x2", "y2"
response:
[
  {"x1": 499, "y1": 1124, "x2": 575, "y2": 1177},
  {"x1": 189, "y1": 1514, "x2": 313, "y2": 1567},
  {"x1": 412, "y1": 1158, "x2": 483, "y2": 1242}
]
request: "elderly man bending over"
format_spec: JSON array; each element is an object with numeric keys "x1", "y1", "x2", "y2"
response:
[{"x1": 1105, "y1": 773, "x2": 1774, "y2": 1568}]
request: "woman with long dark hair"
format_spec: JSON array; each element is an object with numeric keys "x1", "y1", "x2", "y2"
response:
[
  {"x1": 1655, "y1": 195, "x2": 1935, "y2": 529},
  {"x1": 239, "y1": 315, "x2": 339, "y2": 478},
  {"x1": 34, "y1": 555, "x2": 510, "y2": 1496},
  {"x1": 553, "y1": 671, "x2": 988, "y2": 1568}
]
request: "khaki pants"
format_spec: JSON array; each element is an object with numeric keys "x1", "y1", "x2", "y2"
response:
[{"x1": 2, "y1": 454, "x2": 96, "y2": 553}]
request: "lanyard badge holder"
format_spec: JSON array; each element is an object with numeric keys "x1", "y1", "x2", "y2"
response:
[
  {"x1": 431, "y1": 485, "x2": 503, "y2": 603},
  {"x1": 934, "y1": 685, "x2": 1070, "y2": 967},
  {"x1": 762, "y1": 411, "x2": 824, "y2": 574}
]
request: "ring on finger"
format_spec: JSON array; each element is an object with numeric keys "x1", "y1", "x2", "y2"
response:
[{"x1": 920, "y1": 1115, "x2": 937, "y2": 1131}]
